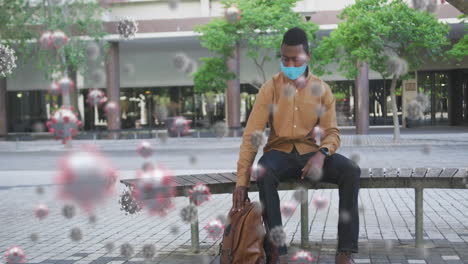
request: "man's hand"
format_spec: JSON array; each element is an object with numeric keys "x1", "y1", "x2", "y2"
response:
[
  {"x1": 301, "y1": 151, "x2": 326, "y2": 180},
  {"x1": 232, "y1": 186, "x2": 248, "y2": 214}
]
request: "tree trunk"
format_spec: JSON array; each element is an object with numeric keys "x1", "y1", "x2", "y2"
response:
[
  {"x1": 446, "y1": 0, "x2": 468, "y2": 14},
  {"x1": 390, "y1": 75, "x2": 400, "y2": 143}
]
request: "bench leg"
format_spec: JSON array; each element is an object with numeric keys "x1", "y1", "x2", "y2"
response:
[
  {"x1": 190, "y1": 199, "x2": 200, "y2": 253},
  {"x1": 415, "y1": 186, "x2": 424, "y2": 248},
  {"x1": 300, "y1": 189, "x2": 309, "y2": 249}
]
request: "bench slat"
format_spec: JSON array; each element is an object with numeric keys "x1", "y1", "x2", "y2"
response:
[
  {"x1": 425, "y1": 168, "x2": 443, "y2": 178},
  {"x1": 361, "y1": 168, "x2": 371, "y2": 178},
  {"x1": 413, "y1": 168, "x2": 428, "y2": 178},
  {"x1": 190, "y1": 174, "x2": 220, "y2": 184},
  {"x1": 453, "y1": 168, "x2": 467, "y2": 179},
  {"x1": 399, "y1": 168, "x2": 412, "y2": 177},
  {"x1": 385, "y1": 168, "x2": 398, "y2": 178},
  {"x1": 176, "y1": 175, "x2": 197, "y2": 186},
  {"x1": 439, "y1": 168, "x2": 458, "y2": 178},
  {"x1": 220, "y1": 172, "x2": 238, "y2": 182},
  {"x1": 208, "y1": 174, "x2": 235, "y2": 184},
  {"x1": 371, "y1": 168, "x2": 384, "y2": 178}
]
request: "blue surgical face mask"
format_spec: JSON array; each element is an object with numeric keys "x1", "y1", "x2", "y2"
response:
[{"x1": 280, "y1": 61, "x2": 307, "y2": 80}]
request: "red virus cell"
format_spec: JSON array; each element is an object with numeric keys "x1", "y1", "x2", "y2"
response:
[
  {"x1": 131, "y1": 166, "x2": 176, "y2": 217},
  {"x1": 280, "y1": 202, "x2": 296, "y2": 217},
  {"x1": 48, "y1": 82, "x2": 61, "y2": 96},
  {"x1": 55, "y1": 145, "x2": 117, "y2": 212},
  {"x1": 136, "y1": 141, "x2": 154, "y2": 159},
  {"x1": 225, "y1": 5, "x2": 241, "y2": 23},
  {"x1": 86, "y1": 88, "x2": 106, "y2": 106},
  {"x1": 312, "y1": 196, "x2": 328, "y2": 210},
  {"x1": 57, "y1": 76, "x2": 74, "y2": 94},
  {"x1": 204, "y1": 219, "x2": 225, "y2": 240},
  {"x1": 249, "y1": 163, "x2": 266, "y2": 181},
  {"x1": 46, "y1": 106, "x2": 82, "y2": 144},
  {"x1": 104, "y1": 101, "x2": 119, "y2": 115},
  {"x1": 39, "y1": 31, "x2": 54, "y2": 50},
  {"x1": 51, "y1": 30, "x2": 69, "y2": 49},
  {"x1": 291, "y1": 250, "x2": 314, "y2": 263},
  {"x1": 189, "y1": 183, "x2": 211, "y2": 206},
  {"x1": 34, "y1": 204, "x2": 49, "y2": 220},
  {"x1": 169, "y1": 116, "x2": 191, "y2": 137},
  {"x1": 5, "y1": 246, "x2": 26, "y2": 264}
]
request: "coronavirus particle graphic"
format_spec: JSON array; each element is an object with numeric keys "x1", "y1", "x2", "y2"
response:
[
  {"x1": 189, "y1": 183, "x2": 211, "y2": 206},
  {"x1": 119, "y1": 189, "x2": 142, "y2": 215},
  {"x1": 0, "y1": 44, "x2": 17, "y2": 78},
  {"x1": 57, "y1": 76, "x2": 74, "y2": 94},
  {"x1": 291, "y1": 250, "x2": 314, "y2": 264},
  {"x1": 280, "y1": 202, "x2": 296, "y2": 217},
  {"x1": 120, "y1": 243, "x2": 134, "y2": 258},
  {"x1": 5, "y1": 246, "x2": 26, "y2": 264},
  {"x1": 142, "y1": 244, "x2": 157, "y2": 260},
  {"x1": 48, "y1": 81, "x2": 61, "y2": 96},
  {"x1": 136, "y1": 141, "x2": 154, "y2": 159},
  {"x1": 46, "y1": 106, "x2": 82, "y2": 144},
  {"x1": 117, "y1": 17, "x2": 138, "y2": 39},
  {"x1": 34, "y1": 204, "x2": 49, "y2": 220},
  {"x1": 39, "y1": 31, "x2": 54, "y2": 49},
  {"x1": 249, "y1": 163, "x2": 266, "y2": 181},
  {"x1": 225, "y1": 5, "x2": 241, "y2": 23},
  {"x1": 249, "y1": 130, "x2": 266, "y2": 150},
  {"x1": 180, "y1": 205, "x2": 198, "y2": 224},
  {"x1": 131, "y1": 167, "x2": 176, "y2": 216},
  {"x1": 86, "y1": 89, "x2": 106, "y2": 106},
  {"x1": 204, "y1": 219, "x2": 224, "y2": 240},
  {"x1": 51, "y1": 30, "x2": 69, "y2": 49},
  {"x1": 62, "y1": 204, "x2": 76, "y2": 219},
  {"x1": 312, "y1": 196, "x2": 328, "y2": 210},
  {"x1": 169, "y1": 116, "x2": 191, "y2": 137},
  {"x1": 69, "y1": 227, "x2": 83, "y2": 241},
  {"x1": 55, "y1": 146, "x2": 117, "y2": 212},
  {"x1": 269, "y1": 226, "x2": 286, "y2": 247}
]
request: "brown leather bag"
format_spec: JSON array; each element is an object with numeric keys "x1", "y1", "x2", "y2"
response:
[{"x1": 219, "y1": 198, "x2": 266, "y2": 264}]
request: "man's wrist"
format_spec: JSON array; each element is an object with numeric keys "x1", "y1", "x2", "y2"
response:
[{"x1": 318, "y1": 147, "x2": 331, "y2": 157}]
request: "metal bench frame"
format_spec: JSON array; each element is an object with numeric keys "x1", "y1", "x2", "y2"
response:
[{"x1": 120, "y1": 167, "x2": 467, "y2": 253}]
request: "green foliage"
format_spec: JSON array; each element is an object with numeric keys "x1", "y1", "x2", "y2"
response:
[
  {"x1": 447, "y1": 14, "x2": 468, "y2": 61},
  {"x1": 193, "y1": 57, "x2": 236, "y2": 93},
  {"x1": 194, "y1": 0, "x2": 319, "y2": 93},
  {"x1": 315, "y1": 0, "x2": 450, "y2": 80}
]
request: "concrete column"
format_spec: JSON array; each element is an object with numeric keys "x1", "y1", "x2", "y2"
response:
[
  {"x1": 226, "y1": 42, "x2": 241, "y2": 137},
  {"x1": 0, "y1": 78, "x2": 7, "y2": 138},
  {"x1": 355, "y1": 61, "x2": 369, "y2": 134},
  {"x1": 106, "y1": 42, "x2": 121, "y2": 133}
]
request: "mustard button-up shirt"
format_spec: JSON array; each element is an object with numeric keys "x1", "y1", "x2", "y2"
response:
[{"x1": 236, "y1": 71, "x2": 341, "y2": 187}]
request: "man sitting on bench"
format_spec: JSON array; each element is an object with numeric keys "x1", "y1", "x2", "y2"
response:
[{"x1": 232, "y1": 27, "x2": 361, "y2": 264}]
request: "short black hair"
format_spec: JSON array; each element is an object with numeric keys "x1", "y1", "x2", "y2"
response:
[{"x1": 282, "y1": 27, "x2": 309, "y2": 55}]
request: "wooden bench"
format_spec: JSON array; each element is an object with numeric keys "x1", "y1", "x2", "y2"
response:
[{"x1": 120, "y1": 167, "x2": 467, "y2": 253}]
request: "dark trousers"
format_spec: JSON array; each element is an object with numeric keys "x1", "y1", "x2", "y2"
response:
[{"x1": 257, "y1": 147, "x2": 361, "y2": 255}]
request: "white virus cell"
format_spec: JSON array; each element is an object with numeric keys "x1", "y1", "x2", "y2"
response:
[
  {"x1": 212, "y1": 121, "x2": 228, "y2": 138},
  {"x1": 184, "y1": 60, "x2": 198, "y2": 75},
  {"x1": 225, "y1": 5, "x2": 241, "y2": 23},
  {"x1": 204, "y1": 219, "x2": 225, "y2": 240},
  {"x1": 412, "y1": 0, "x2": 438, "y2": 12},
  {"x1": 142, "y1": 162, "x2": 155, "y2": 172},
  {"x1": 69, "y1": 227, "x2": 83, "y2": 241},
  {"x1": 30, "y1": 233, "x2": 39, "y2": 243},
  {"x1": 117, "y1": 17, "x2": 139, "y2": 39},
  {"x1": 170, "y1": 225, "x2": 180, "y2": 235},
  {"x1": 415, "y1": 93, "x2": 430, "y2": 110},
  {"x1": 46, "y1": 106, "x2": 82, "y2": 144},
  {"x1": 172, "y1": 53, "x2": 190, "y2": 72},
  {"x1": 421, "y1": 144, "x2": 432, "y2": 155},
  {"x1": 0, "y1": 44, "x2": 17, "y2": 77},
  {"x1": 120, "y1": 243, "x2": 134, "y2": 258},
  {"x1": 180, "y1": 205, "x2": 198, "y2": 224},
  {"x1": 311, "y1": 126, "x2": 325, "y2": 144},
  {"x1": 293, "y1": 187, "x2": 308, "y2": 204},
  {"x1": 5, "y1": 246, "x2": 26, "y2": 264},
  {"x1": 280, "y1": 202, "x2": 296, "y2": 217},
  {"x1": 310, "y1": 80, "x2": 324, "y2": 97},
  {"x1": 105, "y1": 242, "x2": 114, "y2": 252},
  {"x1": 62, "y1": 204, "x2": 76, "y2": 219},
  {"x1": 315, "y1": 104, "x2": 326, "y2": 117},
  {"x1": 51, "y1": 30, "x2": 69, "y2": 49},
  {"x1": 153, "y1": 104, "x2": 168, "y2": 123},
  {"x1": 386, "y1": 56, "x2": 408, "y2": 77},
  {"x1": 55, "y1": 146, "x2": 118, "y2": 212},
  {"x1": 158, "y1": 132, "x2": 168, "y2": 144},
  {"x1": 86, "y1": 42, "x2": 100, "y2": 60},
  {"x1": 189, "y1": 183, "x2": 211, "y2": 206},
  {"x1": 88, "y1": 214, "x2": 97, "y2": 224},
  {"x1": 57, "y1": 76, "x2": 74, "y2": 94},
  {"x1": 39, "y1": 31, "x2": 54, "y2": 49},
  {"x1": 250, "y1": 130, "x2": 267, "y2": 150},
  {"x1": 169, "y1": 116, "x2": 191, "y2": 137},
  {"x1": 268, "y1": 104, "x2": 277, "y2": 116},
  {"x1": 291, "y1": 250, "x2": 314, "y2": 263},
  {"x1": 136, "y1": 141, "x2": 154, "y2": 159},
  {"x1": 339, "y1": 209, "x2": 351, "y2": 224},
  {"x1": 216, "y1": 214, "x2": 228, "y2": 225},
  {"x1": 305, "y1": 166, "x2": 323, "y2": 182},
  {"x1": 86, "y1": 89, "x2": 106, "y2": 106},
  {"x1": 349, "y1": 152, "x2": 361, "y2": 165},
  {"x1": 142, "y1": 244, "x2": 157, "y2": 260},
  {"x1": 407, "y1": 100, "x2": 424, "y2": 120},
  {"x1": 34, "y1": 204, "x2": 49, "y2": 220},
  {"x1": 104, "y1": 101, "x2": 119, "y2": 116},
  {"x1": 283, "y1": 84, "x2": 295, "y2": 98},
  {"x1": 91, "y1": 69, "x2": 106, "y2": 87},
  {"x1": 131, "y1": 167, "x2": 175, "y2": 216},
  {"x1": 249, "y1": 163, "x2": 266, "y2": 181},
  {"x1": 32, "y1": 121, "x2": 46, "y2": 133},
  {"x1": 312, "y1": 196, "x2": 328, "y2": 210},
  {"x1": 48, "y1": 82, "x2": 61, "y2": 96},
  {"x1": 168, "y1": 0, "x2": 179, "y2": 10},
  {"x1": 269, "y1": 226, "x2": 286, "y2": 247},
  {"x1": 36, "y1": 186, "x2": 45, "y2": 195},
  {"x1": 119, "y1": 189, "x2": 142, "y2": 215},
  {"x1": 189, "y1": 155, "x2": 197, "y2": 165},
  {"x1": 295, "y1": 75, "x2": 307, "y2": 89}
]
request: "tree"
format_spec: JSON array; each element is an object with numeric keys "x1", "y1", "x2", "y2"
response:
[
  {"x1": 193, "y1": 0, "x2": 319, "y2": 94},
  {"x1": 315, "y1": 0, "x2": 449, "y2": 142},
  {"x1": 446, "y1": 14, "x2": 468, "y2": 60}
]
